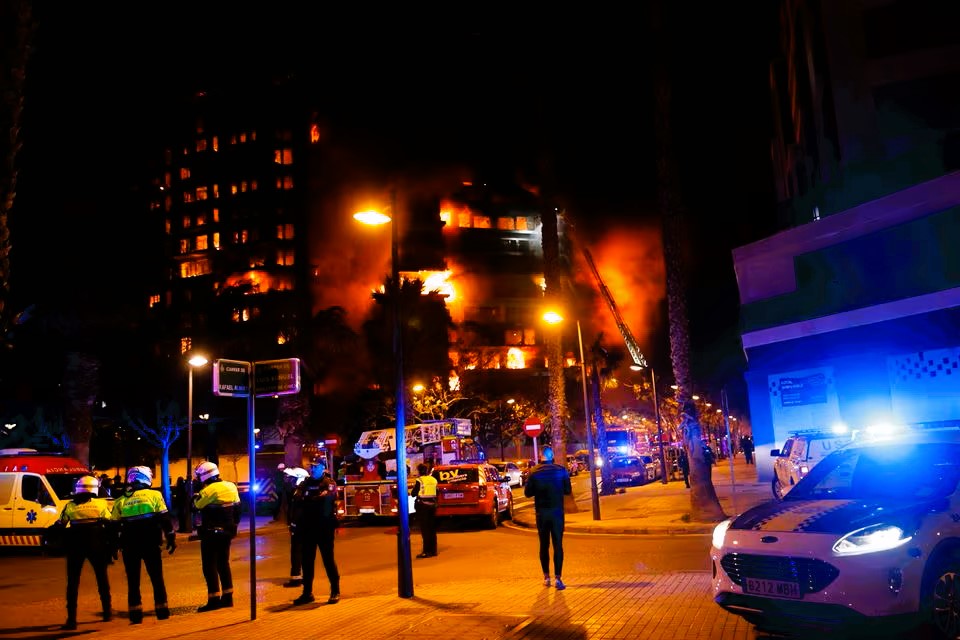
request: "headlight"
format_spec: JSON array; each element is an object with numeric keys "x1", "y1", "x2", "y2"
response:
[
  {"x1": 712, "y1": 518, "x2": 732, "y2": 549},
  {"x1": 832, "y1": 524, "x2": 912, "y2": 556}
]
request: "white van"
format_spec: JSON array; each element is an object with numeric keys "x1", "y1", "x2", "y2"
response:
[{"x1": 0, "y1": 448, "x2": 93, "y2": 549}]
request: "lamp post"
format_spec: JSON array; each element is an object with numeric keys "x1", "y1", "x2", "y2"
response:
[
  {"x1": 185, "y1": 354, "x2": 208, "y2": 534},
  {"x1": 354, "y1": 192, "x2": 414, "y2": 599},
  {"x1": 543, "y1": 310, "x2": 600, "y2": 520}
]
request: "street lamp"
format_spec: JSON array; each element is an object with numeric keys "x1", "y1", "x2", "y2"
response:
[
  {"x1": 185, "y1": 353, "x2": 208, "y2": 533},
  {"x1": 354, "y1": 193, "x2": 414, "y2": 599},
  {"x1": 542, "y1": 310, "x2": 600, "y2": 521}
]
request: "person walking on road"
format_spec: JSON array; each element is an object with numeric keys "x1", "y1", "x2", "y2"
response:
[
  {"x1": 290, "y1": 459, "x2": 341, "y2": 605},
  {"x1": 411, "y1": 463, "x2": 438, "y2": 558},
  {"x1": 110, "y1": 466, "x2": 177, "y2": 624},
  {"x1": 282, "y1": 468, "x2": 305, "y2": 587},
  {"x1": 741, "y1": 435, "x2": 755, "y2": 465},
  {"x1": 524, "y1": 446, "x2": 572, "y2": 590},
  {"x1": 58, "y1": 475, "x2": 117, "y2": 630},
  {"x1": 192, "y1": 461, "x2": 242, "y2": 612}
]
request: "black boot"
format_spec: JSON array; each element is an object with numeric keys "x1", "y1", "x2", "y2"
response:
[
  {"x1": 101, "y1": 598, "x2": 112, "y2": 622},
  {"x1": 197, "y1": 596, "x2": 221, "y2": 613},
  {"x1": 129, "y1": 609, "x2": 143, "y2": 625},
  {"x1": 156, "y1": 605, "x2": 170, "y2": 620},
  {"x1": 220, "y1": 592, "x2": 233, "y2": 608},
  {"x1": 61, "y1": 608, "x2": 77, "y2": 631}
]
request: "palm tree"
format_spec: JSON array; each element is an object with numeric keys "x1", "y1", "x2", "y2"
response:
[{"x1": 652, "y1": 0, "x2": 725, "y2": 521}]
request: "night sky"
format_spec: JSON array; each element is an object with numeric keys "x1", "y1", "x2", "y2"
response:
[{"x1": 10, "y1": 3, "x2": 781, "y2": 406}]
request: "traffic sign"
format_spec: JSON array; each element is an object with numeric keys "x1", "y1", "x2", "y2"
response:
[
  {"x1": 254, "y1": 358, "x2": 301, "y2": 397},
  {"x1": 523, "y1": 416, "x2": 543, "y2": 437},
  {"x1": 213, "y1": 359, "x2": 251, "y2": 397}
]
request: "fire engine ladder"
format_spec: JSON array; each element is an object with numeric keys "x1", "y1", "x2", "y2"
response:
[{"x1": 581, "y1": 247, "x2": 648, "y2": 369}]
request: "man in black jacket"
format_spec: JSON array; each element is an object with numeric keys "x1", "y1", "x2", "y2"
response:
[
  {"x1": 523, "y1": 446, "x2": 572, "y2": 590},
  {"x1": 290, "y1": 460, "x2": 341, "y2": 605}
]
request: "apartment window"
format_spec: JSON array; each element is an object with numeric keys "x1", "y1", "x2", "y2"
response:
[
  {"x1": 150, "y1": 201, "x2": 160, "y2": 211},
  {"x1": 212, "y1": 136, "x2": 218, "y2": 151},
  {"x1": 212, "y1": 232, "x2": 220, "y2": 249},
  {"x1": 233, "y1": 230, "x2": 249, "y2": 244},
  {"x1": 231, "y1": 184, "x2": 238, "y2": 195},
  {"x1": 230, "y1": 134, "x2": 237, "y2": 145},
  {"x1": 473, "y1": 216, "x2": 491, "y2": 229},
  {"x1": 165, "y1": 219, "x2": 171, "y2": 234},
  {"x1": 278, "y1": 129, "x2": 292, "y2": 141},
  {"x1": 240, "y1": 181, "x2": 248, "y2": 193},
  {"x1": 276, "y1": 176, "x2": 294, "y2": 190},
  {"x1": 524, "y1": 328, "x2": 536, "y2": 345},
  {"x1": 497, "y1": 217, "x2": 515, "y2": 230},
  {"x1": 179, "y1": 257, "x2": 211, "y2": 278},
  {"x1": 180, "y1": 167, "x2": 191, "y2": 180},
  {"x1": 180, "y1": 337, "x2": 192, "y2": 354},
  {"x1": 163, "y1": 172, "x2": 172, "y2": 187},
  {"x1": 164, "y1": 195, "x2": 172, "y2": 212},
  {"x1": 458, "y1": 212, "x2": 472, "y2": 227},
  {"x1": 277, "y1": 223, "x2": 295, "y2": 240},
  {"x1": 183, "y1": 192, "x2": 194, "y2": 204},
  {"x1": 179, "y1": 238, "x2": 190, "y2": 254},
  {"x1": 251, "y1": 179, "x2": 258, "y2": 191},
  {"x1": 250, "y1": 130, "x2": 257, "y2": 141},
  {"x1": 212, "y1": 208, "x2": 220, "y2": 222},
  {"x1": 232, "y1": 306, "x2": 261, "y2": 322},
  {"x1": 277, "y1": 248, "x2": 295, "y2": 266},
  {"x1": 149, "y1": 294, "x2": 160, "y2": 308},
  {"x1": 196, "y1": 234, "x2": 208, "y2": 251},
  {"x1": 239, "y1": 132, "x2": 247, "y2": 143},
  {"x1": 196, "y1": 211, "x2": 206, "y2": 226},
  {"x1": 196, "y1": 139, "x2": 207, "y2": 152},
  {"x1": 515, "y1": 217, "x2": 532, "y2": 231},
  {"x1": 310, "y1": 124, "x2": 321, "y2": 143},
  {"x1": 212, "y1": 184, "x2": 219, "y2": 199},
  {"x1": 182, "y1": 215, "x2": 191, "y2": 229},
  {"x1": 274, "y1": 148, "x2": 294, "y2": 165},
  {"x1": 249, "y1": 255, "x2": 266, "y2": 268},
  {"x1": 196, "y1": 186, "x2": 208, "y2": 201}
]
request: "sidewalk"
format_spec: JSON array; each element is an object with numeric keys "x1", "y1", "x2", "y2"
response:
[{"x1": 512, "y1": 454, "x2": 769, "y2": 535}]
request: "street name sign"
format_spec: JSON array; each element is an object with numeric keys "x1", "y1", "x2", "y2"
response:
[
  {"x1": 254, "y1": 358, "x2": 301, "y2": 397},
  {"x1": 213, "y1": 359, "x2": 251, "y2": 397}
]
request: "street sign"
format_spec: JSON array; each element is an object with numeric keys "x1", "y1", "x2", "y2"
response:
[
  {"x1": 523, "y1": 416, "x2": 543, "y2": 437},
  {"x1": 254, "y1": 358, "x2": 301, "y2": 397},
  {"x1": 213, "y1": 359, "x2": 251, "y2": 397}
]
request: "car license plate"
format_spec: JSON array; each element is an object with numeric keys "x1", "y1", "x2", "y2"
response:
[
  {"x1": 744, "y1": 577, "x2": 802, "y2": 599},
  {"x1": 444, "y1": 492, "x2": 464, "y2": 499}
]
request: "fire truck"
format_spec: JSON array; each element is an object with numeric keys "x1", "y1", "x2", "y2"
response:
[{"x1": 338, "y1": 419, "x2": 482, "y2": 520}]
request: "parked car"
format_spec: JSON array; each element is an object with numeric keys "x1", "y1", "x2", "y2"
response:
[
  {"x1": 432, "y1": 462, "x2": 514, "y2": 529},
  {"x1": 609, "y1": 456, "x2": 648, "y2": 486},
  {"x1": 489, "y1": 460, "x2": 523, "y2": 487},
  {"x1": 770, "y1": 428, "x2": 853, "y2": 499},
  {"x1": 516, "y1": 459, "x2": 535, "y2": 485},
  {"x1": 639, "y1": 454, "x2": 663, "y2": 482},
  {"x1": 565, "y1": 455, "x2": 582, "y2": 476}
]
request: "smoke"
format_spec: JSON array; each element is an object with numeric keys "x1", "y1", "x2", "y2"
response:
[{"x1": 573, "y1": 223, "x2": 666, "y2": 360}]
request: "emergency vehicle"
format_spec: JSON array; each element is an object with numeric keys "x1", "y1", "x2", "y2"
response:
[
  {"x1": 769, "y1": 427, "x2": 853, "y2": 499},
  {"x1": 338, "y1": 419, "x2": 483, "y2": 520},
  {"x1": 712, "y1": 424, "x2": 960, "y2": 639},
  {"x1": 0, "y1": 448, "x2": 93, "y2": 549}
]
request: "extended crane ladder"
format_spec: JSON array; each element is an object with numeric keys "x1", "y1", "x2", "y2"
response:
[{"x1": 581, "y1": 247, "x2": 648, "y2": 369}]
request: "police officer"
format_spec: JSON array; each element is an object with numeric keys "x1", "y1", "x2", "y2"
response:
[
  {"x1": 290, "y1": 459, "x2": 341, "y2": 605},
  {"x1": 192, "y1": 461, "x2": 241, "y2": 612},
  {"x1": 58, "y1": 475, "x2": 117, "y2": 630},
  {"x1": 411, "y1": 463, "x2": 438, "y2": 558},
  {"x1": 110, "y1": 466, "x2": 176, "y2": 624}
]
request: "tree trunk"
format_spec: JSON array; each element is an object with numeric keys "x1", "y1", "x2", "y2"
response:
[
  {"x1": 590, "y1": 361, "x2": 614, "y2": 494},
  {"x1": 652, "y1": 0, "x2": 726, "y2": 522}
]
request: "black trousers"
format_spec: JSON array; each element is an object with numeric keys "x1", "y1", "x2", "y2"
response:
[
  {"x1": 300, "y1": 524, "x2": 339, "y2": 595},
  {"x1": 200, "y1": 535, "x2": 234, "y2": 596},
  {"x1": 535, "y1": 508, "x2": 565, "y2": 578},
  {"x1": 417, "y1": 502, "x2": 437, "y2": 555},
  {"x1": 121, "y1": 541, "x2": 168, "y2": 608},
  {"x1": 289, "y1": 529, "x2": 302, "y2": 577},
  {"x1": 65, "y1": 544, "x2": 111, "y2": 611}
]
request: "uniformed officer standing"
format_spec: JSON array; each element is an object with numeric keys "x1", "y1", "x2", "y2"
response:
[
  {"x1": 411, "y1": 463, "x2": 438, "y2": 558},
  {"x1": 290, "y1": 459, "x2": 341, "y2": 605},
  {"x1": 192, "y1": 461, "x2": 241, "y2": 612},
  {"x1": 58, "y1": 475, "x2": 117, "y2": 630},
  {"x1": 110, "y1": 466, "x2": 176, "y2": 624}
]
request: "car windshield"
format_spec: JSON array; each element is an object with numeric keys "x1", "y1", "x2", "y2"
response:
[
  {"x1": 49, "y1": 472, "x2": 87, "y2": 500},
  {"x1": 612, "y1": 458, "x2": 638, "y2": 469},
  {"x1": 787, "y1": 442, "x2": 960, "y2": 501}
]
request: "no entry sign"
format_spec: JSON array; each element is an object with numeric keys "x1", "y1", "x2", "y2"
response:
[{"x1": 523, "y1": 416, "x2": 543, "y2": 437}]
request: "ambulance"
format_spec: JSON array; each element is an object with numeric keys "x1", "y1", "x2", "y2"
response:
[{"x1": 0, "y1": 448, "x2": 92, "y2": 549}]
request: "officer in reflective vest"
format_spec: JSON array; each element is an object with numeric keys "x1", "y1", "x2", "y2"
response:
[
  {"x1": 58, "y1": 475, "x2": 117, "y2": 630},
  {"x1": 411, "y1": 463, "x2": 438, "y2": 558},
  {"x1": 192, "y1": 461, "x2": 241, "y2": 612},
  {"x1": 110, "y1": 466, "x2": 176, "y2": 624}
]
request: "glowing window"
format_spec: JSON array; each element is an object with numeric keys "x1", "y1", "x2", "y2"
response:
[
  {"x1": 163, "y1": 172, "x2": 171, "y2": 187},
  {"x1": 179, "y1": 239, "x2": 190, "y2": 254},
  {"x1": 212, "y1": 208, "x2": 220, "y2": 222},
  {"x1": 274, "y1": 148, "x2": 293, "y2": 165},
  {"x1": 180, "y1": 167, "x2": 191, "y2": 180},
  {"x1": 506, "y1": 348, "x2": 526, "y2": 369},
  {"x1": 164, "y1": 195, "x2": 172, "y2": 212},
  {"x1": 196, "y1": 186, "x2": 208, "y2": 201},
  {"x1": 212, "y1": 184, "x2": 219, "y2": 199},
  {"x1": 233, "y1": 230, "x2": 249, "y2": 244},
  {"x1": 277, "y1": 249, "x2": 295, "y2": 266},
  {"x1": 183, "y1": 192, "x2": 194, "y2": 203},
  {"x1": 196, "y1": 212, "x2": 206, "y2": 226},
  {"x1": 230, "y1": 135, "x2": 237, "y2": 144},
  {"x1": 212, "y1": 136, "x2": 218, "y2": 151},
  {"x1": 180, "y1": 337, "x2": 192, "y2": 354},
  {"x1": 196, "y1": 139, "x2": 207, "y2": 152},
  {"x1": 497, "y1": 217, "x2": 515, "y2": 230},
  {"x1": 241, "y1": 181, "x2": 248, "y2": 193},
  {"x1": 251, "y1": 179, "x2": 258, "y2": 191},
  {"x1": 196, "y1": 235, "x2": 208, "y2": 251},
  {"x1": 515, "y1": 217, "x2": 531, "y2": 231},
  {"x1": 310, "y1": 124, "x2": 320, "y2": 143},
  {"x1": 505, "y1": 329, "x2": 523, "y2": 346},
  {"x1": 150, "y1": 201, "x2": 160, "y2": 211},
  {"x1": 212, "y1": 232, "x2": 220, "y2": 249},
  {"x1": 149, "y1": 294, "x2": 160, "y2": 308},
  {"x1": 230, "y1": 184, "x2": 238, "y2": 195},
  {"x1": 239, "y1": 132, "x2": 247, "y2": 143},
  {"x1": 524, "y1": 328, "x2": 536, "y2": 345},
  {"x1": 164, "y1": 219, "x2": 171, "y2": 234},
  {"x1": 277, "y1": 223, "x2": 294, "y2": 240},
  {"x1": 182, "y1": 215, "x2": 191, "y2": 229},
  {"x1": 473, "y1": 216, "x2": 491, "y2": 229},
  {"x1": 276, "y1": 176, "x2": 294, "y2": 190},
  {"x1": 250, "y1": 131, "x2": 257, "y2": 141},
  {"x1": 458, "y1": 212, "x2": 472, "y2": 227}
]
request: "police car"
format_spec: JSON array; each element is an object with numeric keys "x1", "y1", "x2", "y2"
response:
[
  {"x1": 711, "y1": 425, "x2": 960, "y2": 638},
  {"x1": 770, "y1": 428, "x2": 853, "y2": 500}
]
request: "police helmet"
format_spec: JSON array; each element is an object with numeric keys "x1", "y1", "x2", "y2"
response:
[
  {"x1": 195, "y1": 461, "x2": 220, "y2": 483},
  {"x1": 127, "y1": 465, "x2": 153, "y2": 487},
  {"x1": 74, "y1": 475, "x2": 100, "y2": 495}
]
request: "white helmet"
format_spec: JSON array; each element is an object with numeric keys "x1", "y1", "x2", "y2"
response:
[
  {"x1": 74, "y1": 475, "x2": 99, "y2": 495},
  {"x1": 127, "y1": 466, "x2": 153, "y2": 486},
  {"x1": 195, "y1": 461, "x2": 220, "y2": 483}
]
